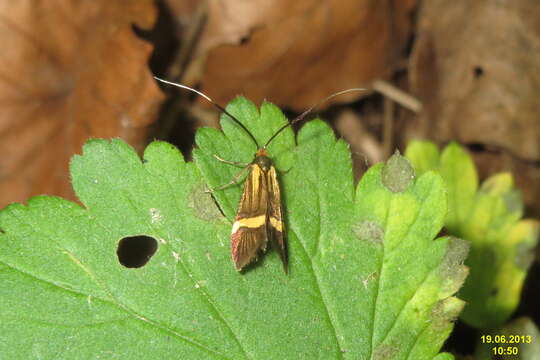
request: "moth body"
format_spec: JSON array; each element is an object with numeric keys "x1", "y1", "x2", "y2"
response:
[{"x1": 231, "y1": 148, "x2": 287, "y2": 272}]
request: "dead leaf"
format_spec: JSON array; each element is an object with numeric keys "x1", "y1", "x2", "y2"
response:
[
  {"x1": 408, "y1": 0, "x2": 540, "y2": 217},
  {"x1": 409, "y1": 0, "x2": 540, "y2": 161},
  {"x1": 0, "y1": 0, "x2": 163, "y2": 207},
  {"x1": 172, "y1": 0, "x2": 416, "y2": 111}
]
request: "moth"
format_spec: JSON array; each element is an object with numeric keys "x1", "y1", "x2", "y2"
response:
[{"x1": 154, "y1": 77, "x2": 361, "y2": 272}]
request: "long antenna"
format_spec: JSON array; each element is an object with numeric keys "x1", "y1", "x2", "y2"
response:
[
  {"x1": 154, "y1": 77, "x2": 260, "y2": 148},
  {"x1": 263, "y1": 87, "x2": 365, "y2": 149}
]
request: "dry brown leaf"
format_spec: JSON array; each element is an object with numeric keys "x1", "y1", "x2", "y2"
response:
[
  {"x1": 409, "y1": 0, "x2": 540, "y2": 161},
  {"x1": 0, "y1": 0, "x2": 163, "y2": 207},
  {"x1": 173, "y1": 0, "x2": 416, "y2": 111},
  {"x1": 408, "y1": 0, "x2": 540, "y2": 217}
]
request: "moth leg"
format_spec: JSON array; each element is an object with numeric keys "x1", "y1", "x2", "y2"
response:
[
  {"x1": 213, "y1": 154, "x2": 249, "y2": 167},
  {"x1": 205, "y1": 165, "x2": 250, "y2": 193},
  {"x1": 275, "y1": 166, "x2": 293, "y2": 174}
]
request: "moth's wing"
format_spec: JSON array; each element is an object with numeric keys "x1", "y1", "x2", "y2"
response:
[
  {"x1": 267, "y1": 166, "x2": 287, "y2": 272},
  {"x1": 231, "y1": 163, "x2": 269, "y2": 271}
]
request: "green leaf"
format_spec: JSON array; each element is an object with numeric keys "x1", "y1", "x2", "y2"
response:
[
  {"x1": 403, "y1": 140, "x2": 440, "y2": 176},
  {"x1": 438, "y1": 142, "x2": 478, "y2": 234},
  {"x1": 405, "y1": 141, "x2": 539, "y2": 329},
  {"x1": 460, "y1": 175, "x2": 537, "y2": 327},
  {"x1": 1, "y1": 98, "x2": 466, "y2": 359},
  {"x1": 405, "y1": 140, "x2": 478, "y2": 234}
]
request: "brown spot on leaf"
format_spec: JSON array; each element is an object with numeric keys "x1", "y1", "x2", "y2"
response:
[
  {"x1": 430, "y1": 297, "x2": 465, "y2": 331},
  {"x1": 353, "y1": 220, "x2": 384, "y2": 244},
  {"x1": 515, "y1": 226, "x2": 538, "y2": 271},
  {"x1": 372, "y1": 344, "x2": 398, "y2": 360},
  {"x1": 439, "y1": 237, "x2": 470, "y2": 296},
  {"x1": 439, "y1": 237, "x2": 469, "y2": 277},
  {"x1": 188, "y1": 183, "x2": 225, "y2": 222},
  {"x1": 381, "y1": 150, "x2": 415, "y2": 193}
]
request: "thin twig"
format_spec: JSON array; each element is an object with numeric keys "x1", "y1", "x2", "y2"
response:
[
  {"x1": 372, "y1": 79, "x2": 422, "y2": 113},
  {"x1": 382, "y1": 97, "x2": 395, "y2": 159}
]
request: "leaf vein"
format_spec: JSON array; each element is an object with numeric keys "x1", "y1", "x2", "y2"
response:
[
  {"x1": 290, "y1": 227, "x2": 344, "y2": 359},
  {"x1": 132, "y1": 148, "x2": 251, "y2": 360},
  {"x1": 3, "y1": 210, "x2": 232, "y2": 359},
  {"x1": 368, "y1": 197, "x2": 393, "y2": 358},
  {"x1": 378, "y1": 185, "x2": 443, "y2": 347}
]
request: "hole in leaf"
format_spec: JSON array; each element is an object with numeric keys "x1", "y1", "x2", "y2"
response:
[
  {"x1": 473, "y1": 66, "x2": 484, "y2": 78},
  {"x1": 117, "y1": 235, "x2": 158, "y2": 268},
  {"x1": 436, "y1": 227, "x2": 449, "y2": 238}
]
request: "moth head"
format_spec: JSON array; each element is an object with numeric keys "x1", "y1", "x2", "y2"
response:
[{"x1": 254, "y1": 149, "x2": 272, "y2": 171}]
